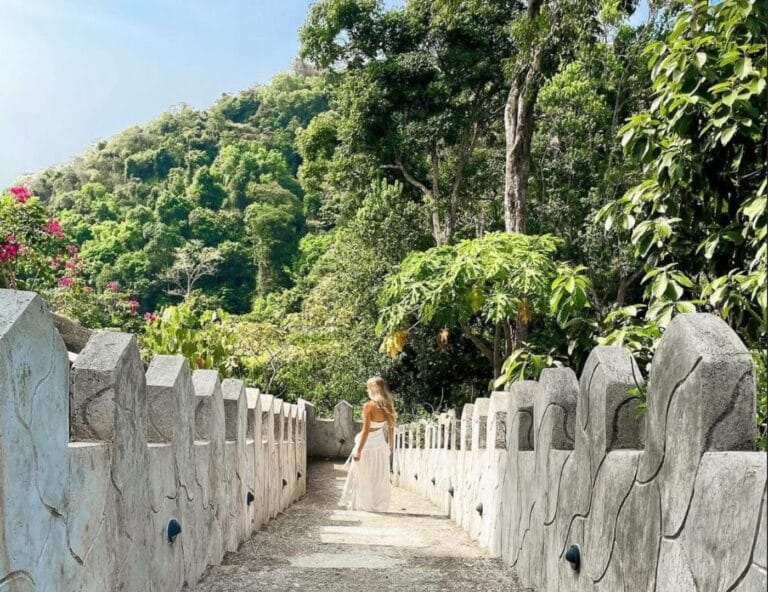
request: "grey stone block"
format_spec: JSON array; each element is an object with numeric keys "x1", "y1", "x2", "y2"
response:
[
  {"x1": 537, "y1": 368, "x2": 577, "y2": 451},
  {"x1": 0, "y1": 288, "x2": 310, "y2": 592},
  {"x1": 675, "y1": 452, "x2": 766, "y2": 590},
  {"x1": 393, "y1": 313, "x2": 764, "y2": 592},
  {"x1": 461, "y1": 404, "x2": 474, "y2": 450},
  {"x1": 639, "y1": 314, "x2": 755, "y2": 536},
  {"x1": 510, "y1": 381, "x2": 537, "y2": 451},
  {"x1": 72, "y1": 331, "x2": 151, "y2": 591}
]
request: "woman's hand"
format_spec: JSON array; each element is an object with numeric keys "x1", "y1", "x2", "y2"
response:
[{"x1": 352, "y1": 450, "x2": 361, "y2": 462}]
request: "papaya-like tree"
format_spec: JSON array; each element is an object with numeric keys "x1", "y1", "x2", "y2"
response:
[{"x1": 377, "y1": 232, "x2": 590, "y2": 380}]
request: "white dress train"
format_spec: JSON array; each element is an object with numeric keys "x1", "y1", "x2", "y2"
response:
[{"x1": 340, "y1": 421, "x2": 391, "y2": 512}]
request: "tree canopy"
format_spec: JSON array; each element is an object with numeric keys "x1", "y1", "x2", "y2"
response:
[{"x1": 3, "y1": 0, "x2": 765, "y2": 446}]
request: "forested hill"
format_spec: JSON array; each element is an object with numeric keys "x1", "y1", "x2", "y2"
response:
[
  {"x1": 26, "y1": 71, "x2": 329, "y2": 313},
  {"x1": 3, "y1": 0, "x2": 765, "y2": 439}
]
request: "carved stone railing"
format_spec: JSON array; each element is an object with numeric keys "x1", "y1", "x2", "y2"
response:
[
  {"x1": 393, "y1": 313, "x2": 767, "y2": 591},
  {"x1": 0, "y1": 290, "x2": 310, "y2": 591},
  {"x1": 307, "y1": 400, "x2": 363, "y2": 459}
]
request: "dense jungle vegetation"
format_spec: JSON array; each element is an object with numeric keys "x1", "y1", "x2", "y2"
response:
[{"x1": 1, "y1": 0, "x2": 765, "y2": 444}]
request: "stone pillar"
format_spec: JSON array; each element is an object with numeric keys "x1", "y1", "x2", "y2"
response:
[
  {"x1": 146, "y1": 355, "x2": 198, "y2": 587},
  {"x1": 222, "y1": 379, "x2": 248, "y2": 551},
  {"x1": 333, "y1": 400, "x2": 355, "y2": 456},
  {"x1": 447, "y1": 410, "x2": 458, "y2": 450},
  {"x1": 472, "y1": 398, "x2": 490, "y2": 450},
  {"x1": 461, "y1": 404, "x2": 474, "y2": 451},
  {"x1": 245, "y1": 388, "x2": 264, "y2": 533},
  {"x1": 192, "y1": 370, "x2": 226, "y2": 565},
  {"x1": 72, "y1": 332, "x2": 151, "y2": 592},
  {"x1": 510, "y1": 381, "x2": 536, "y2": 451},
  {"x1": 0, "y1": 291, "x2": 74, "y2": 591},
  {"x1": 489, "y1": 393, "x2": 510, "y2": 451}
]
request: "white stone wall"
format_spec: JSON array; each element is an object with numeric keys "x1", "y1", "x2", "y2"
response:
[
  {"x1": 307, "y1": 400, "x2": 363, "y2": 459},
  {"x1": 0, "y1": 290, "x2": 309, "y2": 592},
  {"x1": 394, "y1": 312, "x2": 767, "y2": 591}
]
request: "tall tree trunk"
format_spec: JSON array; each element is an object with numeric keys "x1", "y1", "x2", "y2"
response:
[
  {"x1": 493, "y1": 322, "x2": 503, "y2": 379},
  {"x1": 503, "y1": 0, "x2": 545, "y2": 234},
  {"x1": 513, "y1": 319, "x2": 528, "y2": 350},
  {"x1": 384, "y1": 158, "x2": 449, "y2": 246},
  {"x1": 503, "y1": 80, "x2": 538, "y2": 233}
]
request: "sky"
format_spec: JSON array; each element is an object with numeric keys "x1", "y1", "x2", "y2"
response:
[
  {"x1": 0, "y1": 0, "x2": 647, "y2": 188},
  {"x1": 0, "y1": 0, "x2": 331, "y2": 186}
]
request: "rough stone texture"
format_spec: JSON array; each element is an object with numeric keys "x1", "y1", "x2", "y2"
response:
[
  {"x1": 0, "y1": 292, "x2": 75, "y2": 591},
  {"x1": 72, "y1": 331, "x2": 152, "y2": 591},
  {"x1": 193, "y1": 370, "x2": 227, "y2": 566},
  {"x1": 146, "y1": 355, "x2": 199, "y2": 587},
  {"x1": 2, "y1": 292, "x2": 765, "y2": 591},
  {"x1": 0, "y1": 289, "x2": 308, "y2": 592},
  {"x1": 195, "y1": 461, "x2": 528, "y2": 592},
  {"x1": 52, "y1": 311, "x2": 93, "y2": 353},
  {"x1": 671, "y1": 452, "x2": 766, "y2": 590},
  {"x1": 394, "y1": 313, "x2": 767, "y2": 591},
  {"x1": 307, "y1": 400, "x2": 360, "y2": 458},
  {"x1": 637, "y1": 313, "x2": 756, "y2": 536},
  {"x1": 221, "y1": 379, "x2": 247, "y2": 553}
]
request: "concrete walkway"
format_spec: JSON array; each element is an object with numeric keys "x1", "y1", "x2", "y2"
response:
[{"x1": 194, "y1": 461, "x2": 527, "y2": 591}]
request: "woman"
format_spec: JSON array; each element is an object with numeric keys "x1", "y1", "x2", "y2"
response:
[{"x1": 340, "y1": 376, "x2": 396, "y2": 512}]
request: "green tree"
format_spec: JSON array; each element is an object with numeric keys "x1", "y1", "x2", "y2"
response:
[
  {"x1": 155, "y1": 193, "x2": 195, "y2": 227},
  {"x1": 188, "y1": 207, "x2": 239, "y2": 246},
  {"x1": 212, "y1": 141, "x2": 301, "y2": 210},
  {"x1": 377, "y1": 232, "x2": 589, "y2": 379},
  {"x1": 244, "y1": 183, "x2": 304, "y2": 294},
  {"x1": 599, "y1": 0, "x2": 767, "y2": 347},
  {"x1": 301, "y1": 0, "x2": 516, "y2": 244},
  {"x1": 188, "y1": 166, "x2": 226, "y2": 209},
  {"x1": 528, "y1": 23, "x2": 657, "y2": 317},
  {"x1": 203, "y1": 240, "x2": 256, "y2": 313},
  {"x1": 142, "y1": 302, "x2": 240, "y2": 374}
]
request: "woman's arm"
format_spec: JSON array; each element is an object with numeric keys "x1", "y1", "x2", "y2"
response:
[
  {"x1": 353, "y1": 403, "x2": 372, "y2": 461},
  {"x1": 388, "y1": 424, "x2": 394, "y2": 453}
]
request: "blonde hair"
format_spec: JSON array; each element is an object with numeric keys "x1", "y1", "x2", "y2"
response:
[{"x1": 366, "y1": 376, "x2": 396, "y2": 427}]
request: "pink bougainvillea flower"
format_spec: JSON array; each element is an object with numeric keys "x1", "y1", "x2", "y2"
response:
[
  {"x1": 9, "y1": 186, "x2": 31, "y2": 203},
  {"x1": 106, "y1": 281, "x2": 119, "y2": 293},
  {"x1": 65, "y1": 259, "x2": 77, "y2": 270},
  {"x1": 66, "y1": 244, "x2": 79, "y2": 256},
  {"x1": 144, "y1": 311, "x2": 157, "y2": 323},
  {"x1": 42, "y1": 218, "x2": 64, "y2": 238},
  {"x1": 126, "y1": 299, "x2": 139, "y2": 314},
  {"x1": 0, "y1": 234, "x2": 21, "y2": 262},
  {"x1": 58, "y1": 276, "x2": 73, "y2": 288}
]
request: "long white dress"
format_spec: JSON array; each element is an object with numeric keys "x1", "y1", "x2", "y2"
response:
[{"x1": 340, "y1": 420, "x2": 391, "y2": 512}]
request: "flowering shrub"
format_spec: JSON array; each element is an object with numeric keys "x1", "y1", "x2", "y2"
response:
[
  {"x1": 0, "y1": 235, "x2": 22, "y2": 263},
  {"x1": 40, "y1": 230, "x2": 145, "y2": 331},
  {"x1": 0, "y1": 187, "x2": 68, "y2": 290},
  {"x1": 48, "y1": 278, "x2": 146, "y2": 332},
  {"x1": 42, "y1": 219, "x2": 64, "y2": 238},
  {"x1": 9, "y1": 186, "x2": 31, "y2": 203},
  {"x1": 0, "y1": 186, "x2": 143, "y2": 331}
]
